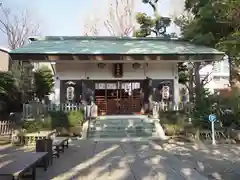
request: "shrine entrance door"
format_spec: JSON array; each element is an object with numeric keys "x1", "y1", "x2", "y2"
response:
[{"x1": 94, "y1": 81, "x2": 141, "y2": 115}]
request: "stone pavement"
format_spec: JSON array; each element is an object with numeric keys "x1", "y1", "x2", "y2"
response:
[
  {"x1": 158, "y1": 140, "x2": 240, "y2": 180},
  {"x1": 36, "y1": 139, "x2": 219, "y2": 180}
]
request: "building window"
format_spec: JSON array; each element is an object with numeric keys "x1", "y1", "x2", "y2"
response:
[
  {"x1": 213, "y1": 76, "x2": 221, "y2": 81},
  {"x1": 213, "y1": 62, "x2": 221, "y2": 73},
  {"x1": 222, "y1": 61, "x2": 229, "y2": 73},
  {"x1": 221, "y1": 76, "x2": 229, "y2": 80}
]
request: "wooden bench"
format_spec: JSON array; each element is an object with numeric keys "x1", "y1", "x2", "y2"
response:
[
  {"x1": 0, "y1": 152, "x2": 48, "y2": 180},
  {"x1": 52, "y1": 137, "x2": 69, "y2": 158}
]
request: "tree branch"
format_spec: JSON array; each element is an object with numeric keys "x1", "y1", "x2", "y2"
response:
[
  {"x1": 105, "y1": 0, "x2": 135, "y2": 36},
  {"x1": 0, "y1": 6, "x2": 40, "y2": 49},
  {"x1": 201, "y1": 72, "x2": 212, "y2": 86}
]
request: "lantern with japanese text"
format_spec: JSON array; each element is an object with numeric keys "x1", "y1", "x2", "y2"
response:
[
  {"x1": 162, "y1": 86, "x2": 170, "y2": 100},
  {"x1": 66, "y1": 86, "x2": 75, "y2": 101}
]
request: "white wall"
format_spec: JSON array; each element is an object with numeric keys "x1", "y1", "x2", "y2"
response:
[
  {"x1": 55, "y1": 62, "x2": 176, "y2": 80},
  {"x1": 0, "y1": 48, "x2": 9, "y2": 71},
  {"x1": 53, "y1": 62, "x2": 179, "y2": 104},
  {"x1": 33, "y1": 62, "x2": 54, "y2": 72}
]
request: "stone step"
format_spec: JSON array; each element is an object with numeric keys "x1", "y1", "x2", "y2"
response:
[
  {"x1": 93, "y1": 119, "x2": 149, "y2": 124},
  {"x1": 89, "y1": 124, "x2": 155, "y2": 129},
  {"x1": 92, "y1": 122, "x2": 154, "y2": 127},
  {"x1": 97, "y1": 115, "x2": 148, "y2": 120},
  {"x1": 89, "y1": 128, "x2": 156, "y2": 133},
  {"x1": 88, "y1": 131, "x2": 157, "y2": 138},
  {"x1": 90, "y1": 124, "x2": 154, "y2": 129},
  {"x1": 86, "y1": 115, "x2": 166, "y2": 140}
]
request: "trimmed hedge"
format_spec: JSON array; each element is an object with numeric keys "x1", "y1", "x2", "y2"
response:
[{"x1": 22, "y1": 110, "x2": 84, "y2": 133}]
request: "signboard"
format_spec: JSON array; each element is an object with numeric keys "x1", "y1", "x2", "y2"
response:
[
  {"x1": 113, "y1": 63, "x2": 123, "y2": 78},
  {"x1": 208, "y1": 114, "x2": 216, "y2": 122},
  {"x1": 95, "y1": 83, "x2": 106, "y2": 89}
]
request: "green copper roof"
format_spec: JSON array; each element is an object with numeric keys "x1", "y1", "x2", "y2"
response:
[{"x1": 9, "y1": 36, "x2": 224, "y2": 56}]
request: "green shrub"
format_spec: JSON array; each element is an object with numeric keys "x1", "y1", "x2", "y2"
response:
[
  {"x1": 22, "y1": 120, "x2": 44, "y2": 133},
  {"x1": 48, "y1": 110, "x2": 84, "y2": 128},
  {"x1": 160, "y1": 111, "x2": 188, "y2": 125},
  {"x1": 163, "y1": 124, "x2": 184, "y2": 136},
  {"x1": 67, "y1": 110, "x2": 84, "y2": 127},
  {"x1": 48, "y1": 111, "x2": 69, "y2": 128},
  {"x1": 21, "y1": 110, "x2": 84, "y2": 133},
  {"x1": 41, "y1": 116, "x2": 52, "y2": 129}
]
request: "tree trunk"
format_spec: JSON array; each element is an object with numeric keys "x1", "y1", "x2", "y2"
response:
[
  {"x1": 228, "y1": 55, "x2": 234, "y2": 87},
  {"x1": 194, "y1": 62, "x2": 201, "y2": 103},
  {"x1": 188, "y1": 68, "x2": 194, "y2": 102}
]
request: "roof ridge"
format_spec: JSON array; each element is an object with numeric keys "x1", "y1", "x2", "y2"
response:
[{"x1": 29, "y1": 36, "x2": 187, "y2": 42}]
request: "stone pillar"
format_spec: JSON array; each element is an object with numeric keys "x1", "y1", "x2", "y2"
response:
[{"x1": 152, "y1": 101, "x2": 159, "y2": 118}]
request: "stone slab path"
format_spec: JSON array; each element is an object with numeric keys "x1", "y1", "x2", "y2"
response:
[
  {"x1": 2, "y1": 140, "x2": 239, "y2": 180},
  {"x1": 36, "y1": 140, "x2": 212, "y2": 180}
]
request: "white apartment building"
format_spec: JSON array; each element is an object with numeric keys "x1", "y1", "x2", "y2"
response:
[
  {"x1": 200, "y1": 58, "x2": 229, "y2": 93},
  {"x1": 0, "y1": 47, "x2": 10, "y2": 71},
  {"x1": 179, "y1": 59, "x2": 229, "y2": 102}
]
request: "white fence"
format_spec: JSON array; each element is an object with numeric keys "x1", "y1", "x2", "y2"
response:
[
  {"x1": 0, "y1": 120, "x2": 14, "y2": 135},
  {"x1": 23, "y1": 103, "x2": 83, "y2": 120}
]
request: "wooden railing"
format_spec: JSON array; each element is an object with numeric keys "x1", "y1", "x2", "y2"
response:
[{"x1": 0, "y1": 120, "x2": 14, "y2": 136}]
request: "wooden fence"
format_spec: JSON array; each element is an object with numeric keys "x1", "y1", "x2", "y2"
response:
[{"x1": 0, "y1": 120, "x2": 14, "y2": 136}]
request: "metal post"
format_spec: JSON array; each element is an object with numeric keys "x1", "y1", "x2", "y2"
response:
[{"x1": 211, "y1": 121, "x2": 216, "y2": 145}]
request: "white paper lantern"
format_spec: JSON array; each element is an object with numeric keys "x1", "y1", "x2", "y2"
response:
[
  {"x1": 66, "y1": 86, "x2": 75, "y2": 100},
  {"x1": 162, "y1": 86, "x2": 170, "y2": 99}
]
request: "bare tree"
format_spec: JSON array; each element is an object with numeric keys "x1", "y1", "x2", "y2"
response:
[
  {"x1": 0, "y1": 3, "x2": 41, "y2": 102},
  {"x1": 83, "y1": 16, "x2": 100, "y2": 36},
  {"x1": 104, "y1": 0, "x2": 136, "y2": 36},
  {"x1": 82, "y1": 0, "x2": 136, "y2": 36},
  {"x1": 0, "y1": 4, "x2": 40, "y2": 49}
]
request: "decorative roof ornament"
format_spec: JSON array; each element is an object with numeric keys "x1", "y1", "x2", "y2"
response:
[{"x1": 66, "y1": 81, "x2": 75, "y2": 85}]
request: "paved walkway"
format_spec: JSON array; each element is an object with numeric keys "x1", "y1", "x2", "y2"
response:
[
  {"x1": 36, "y1": 140, "x2": 215, "y2": 180},
  {"x1": 2, "y1": 140, "x2": 239, "y2": 180}
]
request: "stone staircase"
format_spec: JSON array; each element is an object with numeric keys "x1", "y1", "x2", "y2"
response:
[{"x1": 87, "y1": 115, "x2": 165, "y2": 139}]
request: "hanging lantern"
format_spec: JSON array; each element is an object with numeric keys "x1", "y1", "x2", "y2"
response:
[
  {"x1": 162, "y1": 86, "x2": 170, "y2": 100},
  {"x1": 66, "y1": 86, "x2": 75, "y2": 101}
]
